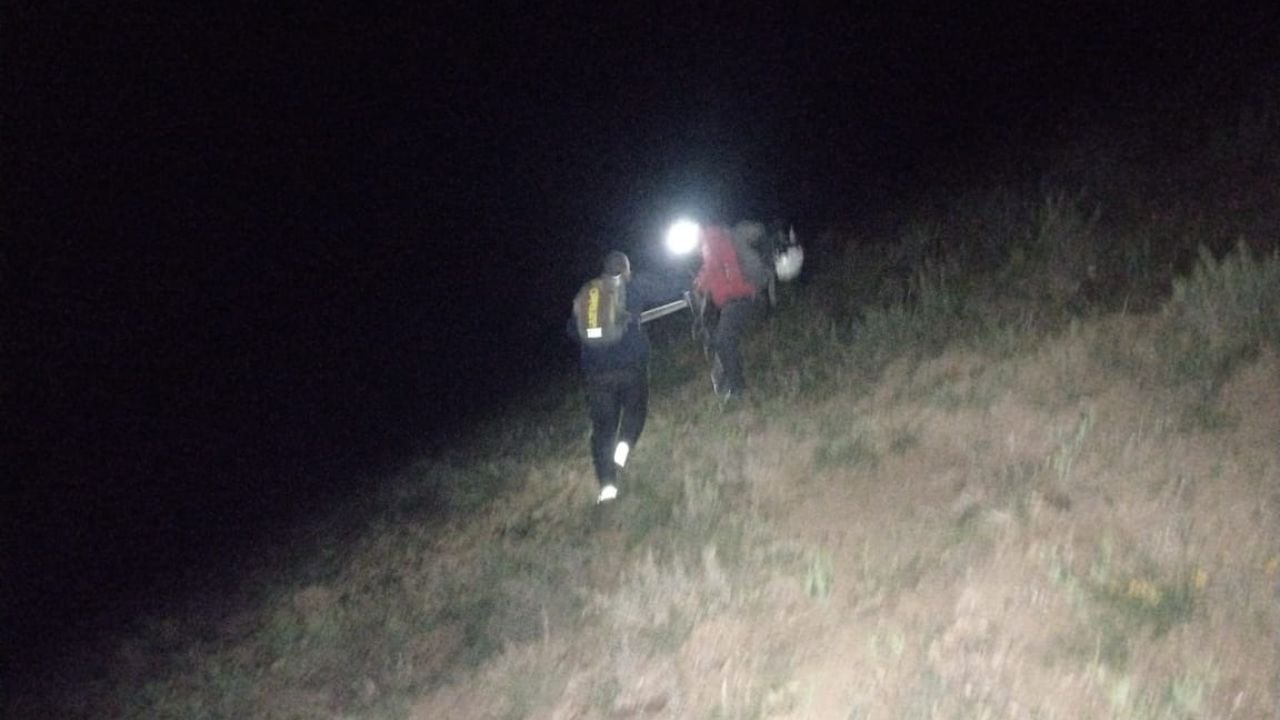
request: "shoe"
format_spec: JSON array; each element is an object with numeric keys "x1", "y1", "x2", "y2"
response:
[{"x1": 597, "y1": 483, "x2": 618, "y2": 503}]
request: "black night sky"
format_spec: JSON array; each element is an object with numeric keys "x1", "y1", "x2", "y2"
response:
[{"x1": 6, "y1": 2, "x2": 1277, "y2": 677}]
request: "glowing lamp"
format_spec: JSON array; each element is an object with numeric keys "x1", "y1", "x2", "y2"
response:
[{"x1": 664, "y1": 218, "x2": 701, "y2": 256}]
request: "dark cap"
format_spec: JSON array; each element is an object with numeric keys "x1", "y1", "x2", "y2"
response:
[{"x1": 603, "y1": 251, "x2": 630, "y2": 277}]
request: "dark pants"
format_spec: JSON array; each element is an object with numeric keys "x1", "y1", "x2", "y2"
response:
[
  {"x1": 711, "y1": 297, "x2": 760, "y2": 394},
  {"x1": 584, "y1": 366, "x2": 648, "y2": 486}
]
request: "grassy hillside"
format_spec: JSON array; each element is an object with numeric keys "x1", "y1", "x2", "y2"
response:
[{"x1": 11, "y1": 126, "x2": 1280, "y2": 719}]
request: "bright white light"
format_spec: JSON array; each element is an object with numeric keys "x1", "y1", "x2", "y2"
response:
[
  {"x1": 665, "y1": 219, "x2": 701, "y2": 256},
  {"x1": 613, "y1": 441, "x2": 630, "y2": 467}
]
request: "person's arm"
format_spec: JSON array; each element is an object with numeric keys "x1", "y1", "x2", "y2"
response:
[{"x1": 693, "y1": 262, "x2": 708, "y2": 294}]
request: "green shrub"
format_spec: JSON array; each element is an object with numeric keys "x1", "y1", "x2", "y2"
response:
[
  {"x1": 1169, "y1": 239, "x2": 1280, "y2": 359},
  {"x1": 1158, "y1": 239, "x2": 1280, "y2": 411}
]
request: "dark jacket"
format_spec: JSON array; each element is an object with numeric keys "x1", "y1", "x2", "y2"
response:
[{"x1": 569, "y1": 269, "x2": 691, "y2": 375}]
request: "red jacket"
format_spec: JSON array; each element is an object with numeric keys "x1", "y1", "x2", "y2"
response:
[{"x1": 695, "y1": 226, "x2": 758, "y2": 307}]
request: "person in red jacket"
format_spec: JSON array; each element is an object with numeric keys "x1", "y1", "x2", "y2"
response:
[{"x1": 694, "y1": 222, "x2": 770, "y2": 401}]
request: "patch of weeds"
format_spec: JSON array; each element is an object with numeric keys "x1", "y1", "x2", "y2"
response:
[
  {"x1": 922, "y1": 379, "x2": 969, "y2": 410},
  {"x1": 384, "y1": 463, "x2": 449, "y2": 521},
  {"x1": 1098, "y1": 619, "x2": 1136, "y2": 671},
  {"x1": 1170, "y1": 240, "x2": 1280, "y2": 351},
  {"x1": 911, "y1": 259, "x2": 971, "y2": 337},
  {"x1": 969, "y1": 297, "x2": 1049, "y2": 354},
  {"x1": 706, "y1": 644, "x2": 798, "y2": 720},
  {"x1": 502, "y1": 662, "x2": 569, "y2": 720},
  {"x1": 591, "y1": 676, "x2": 622, "y2": 714},
  {"x1": 1092, "y1": 573, "x2": 1197, "y2": 639},
  {"x1": 851, "y1": 542, "x2": 930, "y2": 611},
  {"x1": 1059, "y1": 541, "x2": 1198, "y2": 646},
  {"x1": 439, "y1": 593, "x2": 503, "y2": 670},
  {"x1": 203, "y1": 657, "x2": 257, "y2": 705},
  {"x1": 261, "y1": 606, "x2": 308, "y2": 660},
  {"x1": 1096, "y1": 620, "x2": 1135, "y2": 670},
  {"x1": 1158, "y1": 240, "x2": 1280, "y2": 402},
  {"x1": 888, "y1": 425, "x2": 921, "y2": 455},
  {"x1": 1176, "y1": 393, "x2": 1240, "y2": 433},
  {"x1": 131, "y1": 652, "x2": 257, "y2": 720},
  {"x1": 1048, "y1": 335, "x2": 1095, "y2": 406},
  {"x1": 911, "y1": 362, "x2": 1004, "y2": 411},
  {"x1": 942, "y1": 507, "x2": 1002, "y2": 572},
  {"x1": 754, "y1": 304, "x2": 853, "y2": 400},
  {"x1": 852, "y1": 304, "x2": 919, "y2": 372},
  {"x1": 637, "y1": 608, "x2": 695, "y2": 656},
  {"x1": 804, "y1": 548, "x2": 835, "y2": 602},
  {"x1": 950, "y1": 502, "x2": 986, "y2": 544},
  {"x1": 902, "y1": 669, "x2": 950, "y2": 720},
  {"x1": 423, "y1": 544, "x2": 587, "y2": 682},
  {"x1": 431, "y1": 462, "x2": 509, "y2": 514},
  {"x1": 649, "y1": 345, "x2": 703, "y2": 389},
  {"x1": 1089, "y1": 329, "x2": 1152, "y2": 381},
  {"x1": 893, "y1": 553, "x2": 928, "y2": 592},
  {"x1": 1105, "y1": 667, "x2": 1218, "y2": 720},
  {"x1": 707, "y1": 519, "x2": 751, "y2": 573},
  {"x1": 759, "y1": 680, "x2": 802, "y2": 717},
  {"x1": 1047, "y1": 408, "x2": 1093, "y2": 485},
  {"x1": 1045, "y1": 543, "x2": 1200, "y2": 679},
  {"x1": 493, "y1": 550, "x2": 586, "y2": 643},
  {"x1": 1105, "y1": 673, "x2": 1136, "y2": 715},
  {"x1": 136, "y1": 681, "x2": 221, "y2": 720},
  {"x1": 813, "y1": 427, "x2": 880, "y2": 470},
  {"x1": 595, "y1": 549, "x2": 730, "y2": 655},
  {"x1": 1159, "y1": 329, "x2": 1239, "y2": 396},
  {"x1": 1044, "y1": 546, "x2": 1082, "y2": 600},
  {"x1": 864, "y1": 624, "x2": 907, "y2": 663},
  {"x1": 675, "y1": 465, "x2": 723, "y2": 540},
  {"x1": 1011, "y1": 191, "x2": 1101, "y2": 308},
  {"x1": 971, "y1": 362, "x2": 1015, "y2": 407},
  {"x1": 991, "y1": 460, "x2": 1043, "y2": 520},
  {"x1": 616, "y1": 470, "x2": 681, "y2": 549},
  {"x1": 1045, "y1": 623, "x2": 1130, "y2": 674},
  {"x1": 1158, "y1": 674, "x2": 1206, "y2": 718}
]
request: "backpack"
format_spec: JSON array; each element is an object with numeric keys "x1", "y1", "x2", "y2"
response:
[
  {"x1": 573, "y1": 274, "x2": 629, "y2": 346},
  {"x1": 699, "y1": 227, "x2": 764, "y2": 307},
  {"x1": 731, "y1": 227, "x2": 771, "y2": 290}
]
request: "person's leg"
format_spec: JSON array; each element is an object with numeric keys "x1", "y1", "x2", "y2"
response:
[
  {"x1": 586, "y1": 376, "x2": 622, "y2": 486},
  {"x1": 617, "y1": 366, "x2": 649, "y2": 454},
  {"x1": 714, "y1": 298, "x2": 757, "y2": 393}
]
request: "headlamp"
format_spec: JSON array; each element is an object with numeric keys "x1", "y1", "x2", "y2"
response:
[{"x1": 664, "y1": 218, "x2": 701, "y2": 256}]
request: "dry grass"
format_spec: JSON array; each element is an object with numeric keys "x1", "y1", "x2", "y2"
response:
[{"x1": 11, "y1": 141, "x2": 1280, "y2": 720}]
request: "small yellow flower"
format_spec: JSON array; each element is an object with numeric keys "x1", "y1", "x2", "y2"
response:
[
  {"x1": 1265, "y1": 556, "x2": 1279, "y2": 578},
  {"x1": 1193, "y1": 568, "x2": 1208, "y2": 591},
  {"x1": 1126, "y1": 578, "x2": 1162, "y2": 606}
]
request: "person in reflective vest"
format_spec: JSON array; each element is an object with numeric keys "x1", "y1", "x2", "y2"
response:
[{"x1": 569, "y1": 251, "x2": 689, "y2": 502}]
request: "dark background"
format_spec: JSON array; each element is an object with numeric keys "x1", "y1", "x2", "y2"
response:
[{"x1": 6, "y1": 2, "x2": 1277, "y2": 677}]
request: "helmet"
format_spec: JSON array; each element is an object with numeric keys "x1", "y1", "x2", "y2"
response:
[{"x1": 774, "y1": 245, "x2": 804, "y2": 282}]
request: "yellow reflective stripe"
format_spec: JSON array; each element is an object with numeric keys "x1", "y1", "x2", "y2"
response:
[{"x1": 587, "y1": 285, "x2": 600, "y2": 329}]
